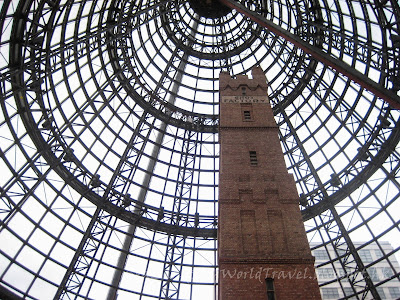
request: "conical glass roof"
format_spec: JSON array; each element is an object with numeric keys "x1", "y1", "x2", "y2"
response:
[{"x1": 0, "y1": 0, "x2": 399, "y2": 299}]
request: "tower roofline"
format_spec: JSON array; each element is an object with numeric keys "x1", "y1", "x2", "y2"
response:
[{"x1": 219, "y1": 67, "x2": 269, "y2": 91}]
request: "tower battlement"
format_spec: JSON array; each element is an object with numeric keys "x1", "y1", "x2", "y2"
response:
[
  {"x1": 219, "y1": 67, "x2": 275, "y2": 129},
  {"x1": 219, "y1": 67, "x2": 269, "y2": 93}
]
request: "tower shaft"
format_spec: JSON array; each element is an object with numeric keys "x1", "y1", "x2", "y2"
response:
[{"x1": 218, "y1": 67, "x2": 321, "y2": 299}]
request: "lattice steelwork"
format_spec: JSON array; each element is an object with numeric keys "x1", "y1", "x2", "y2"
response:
[{"x1": 0, "y1": 0, "x2": 399, "y2": 299}]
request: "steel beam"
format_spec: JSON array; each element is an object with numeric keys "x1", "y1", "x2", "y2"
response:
[
  {"x1": 106, "y1": 16, "x2": 200, "y2": 298},
  {"x1": 219, "y1": 0, "x2": 400, "y2": 109},
  {"x1": 330, "y1": 207, "x2": 381, "y2": 300}
]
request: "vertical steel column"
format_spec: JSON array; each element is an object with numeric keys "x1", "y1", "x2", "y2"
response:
[
  {"x1": 159, "y1": 129, "x2": 199, "y2": 299},
  {"x1": 55, "y1": 112, "x2": 151, "y2": 299},
  {"x1": 106, "y1": 120, "x2": 166, "y2": 300},
  {"x1": 106, "y1": 14, "x2": 200, "y2": 299},
  {"x1": 329, "y1": 207, "x2": 381, "y2": 300}
]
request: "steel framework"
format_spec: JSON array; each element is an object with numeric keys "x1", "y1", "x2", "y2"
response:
[{"x1": 0, "y1": 0, "x2": 399, "y2": 299}]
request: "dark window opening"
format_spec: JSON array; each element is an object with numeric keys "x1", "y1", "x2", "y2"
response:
[
  {"x1": 241, "y1": 103, "x2": 253, "y2": 121},
  {"x1": 249, "y1": 151, "x2": 258, "y2": 166},
  {"x1": 242, "y1": 87, "x2": 246, "y2": 95},
  {"x1": 266, "y1": 278, "x2": 275, "y2": 300}
]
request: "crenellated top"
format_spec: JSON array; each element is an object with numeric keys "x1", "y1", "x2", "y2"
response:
[
  {"x1": 219, "y1": 67, "x2": 275, "y2": 129},
  {"x1": 219, "y1": 67, "x2": 269, "y2": 92}
]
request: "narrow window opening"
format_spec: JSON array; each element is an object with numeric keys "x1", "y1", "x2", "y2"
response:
[
  {"x1": 243, "y1": 110, "x2": 252, "y2": 120},
  {"x1": 249, "y1": 151, "x2": 258, "y2": 166},
  {"x1": 241, "y1": 87, "x2": 246, "y2": 95},
  {"x1": 241, "y1": 103, "x2": 253, "y2": 121},
  {"x1": 266, "y1": 278, "x2": 275, "y2": 300}
]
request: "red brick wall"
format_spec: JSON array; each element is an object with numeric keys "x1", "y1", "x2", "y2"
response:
[
  {"x1": 218, "y1": 67, "x2": 321, "y2": 299},
  {"x1": 219, "y1": 262, "x2": 320, "y2": 300}
]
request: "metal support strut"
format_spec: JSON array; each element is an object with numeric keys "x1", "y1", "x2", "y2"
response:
[{"x1": 219, "y1": 0, "x2": 400, "y2": 109}]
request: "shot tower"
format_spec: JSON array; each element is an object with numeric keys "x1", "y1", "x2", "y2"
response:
[{"x1": 218, "y1": 67, "x2": 321, "y2": 299}]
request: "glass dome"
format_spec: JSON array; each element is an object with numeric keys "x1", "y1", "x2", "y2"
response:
[{"x1": 0, "y1": 0, "x2": 399, "y2": 299}]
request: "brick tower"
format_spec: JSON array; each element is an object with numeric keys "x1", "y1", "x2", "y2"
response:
[{"x1": 218, "y1": 67, "x2": 321, "y2": 299}]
